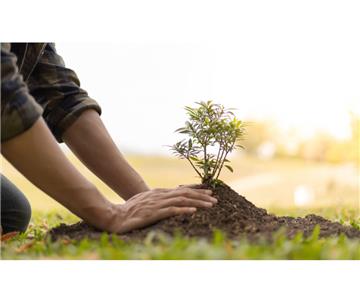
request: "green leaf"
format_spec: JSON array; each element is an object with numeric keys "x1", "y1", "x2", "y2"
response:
[
  {"x1": 225, "y1": 165, "x2": 234, "y2": 172},
  {"x1": 170, "y1": 101, "x2": 245, "y2": 180},
  {"x1": 179, "y1": 129, "x2": 190, "y2": 134}
]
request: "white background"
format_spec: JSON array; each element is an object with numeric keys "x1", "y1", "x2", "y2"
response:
[{"x1": 1, "y1": 261, "x2": 360, "y2": 302}]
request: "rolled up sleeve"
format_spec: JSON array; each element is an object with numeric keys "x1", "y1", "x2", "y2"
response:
[
  {"x1": 26, "y1": 43, "x2": 102, "y2": 143},
  {"x1": 1, "y1": 43, "x2": 43, "y2": 142}
]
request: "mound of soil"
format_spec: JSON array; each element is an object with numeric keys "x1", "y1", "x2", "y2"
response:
[{"x1": 49, "y1": 183, "x2": 360, "y2": 242}]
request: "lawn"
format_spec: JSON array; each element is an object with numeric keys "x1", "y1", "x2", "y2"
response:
[{"x1": 1, "y1": 154, "x2": 359, "y2": 259}]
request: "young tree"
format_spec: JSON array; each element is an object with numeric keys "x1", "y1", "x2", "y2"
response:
[{"x1": 170, "y1": 101, "x2": 245, "y2": 186}]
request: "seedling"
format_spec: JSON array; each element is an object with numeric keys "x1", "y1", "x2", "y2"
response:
[{"x1": 170, "y1": 101, "x2": 245, "y2": 186}]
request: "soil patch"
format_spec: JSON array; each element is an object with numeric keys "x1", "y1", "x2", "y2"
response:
[{"x1": 49, "y1": 183, "x2": 360, "y2": 242}]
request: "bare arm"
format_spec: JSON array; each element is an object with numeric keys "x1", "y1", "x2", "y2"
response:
[
  {"x1": 1, "y1": 118, "x2": 217, "y2": 233},
  {"x1": 62, "y1": 109, "x2": 149, "y2": 200},
  {"x1": 1, "y1": 118, "x2": 115, "y2": 231}
]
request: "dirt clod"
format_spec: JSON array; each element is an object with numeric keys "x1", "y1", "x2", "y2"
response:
[{"x1": 49, "y1": 183, "x2": 360, "y2": 242}]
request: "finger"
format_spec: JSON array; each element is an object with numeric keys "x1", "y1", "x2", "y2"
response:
[
  {"x1": 155, "y1": 206, "x2": 197, "y2": 221},
  {"x1": 176, "y1": 186, "x2": 213, "y2": 195},
  {"x1": 159, "y1": 197, "x2": 215, "y2": 209},
  {"x1": 178, "y1": 187, "x2": 214, "y2": 197},
  {"x1": 177, "y1": 184, "x2": 199, "y2": 189},
  {"x1": 164, "y1": 188, "x2": 217, "y2": 203},
  {"x1": 127, "y1": 188, "x2": 172, "y2": 202},
  {"x1": 121, "y1": 207, "x2": 197, "y2": 233},
  {"x1": 145, "y1": 188, "x2": 172, "y2": 196},
  {"x1": 179, "y1": 188, "x2": 217, "y2": 203}
]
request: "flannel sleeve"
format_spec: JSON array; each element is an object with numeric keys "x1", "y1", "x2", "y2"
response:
[
  {"x1": 1, "y1": 43, "x2": 43, "y2": 142},
  {"x1": 26, "y1": 43, "x2": 102, "y2": 143}
]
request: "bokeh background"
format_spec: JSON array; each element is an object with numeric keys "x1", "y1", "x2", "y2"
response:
[{"x1": 2, "y1": 3, "x2": 359, "y2": 216}]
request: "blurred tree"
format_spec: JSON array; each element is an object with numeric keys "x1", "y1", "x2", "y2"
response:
[
  {"x1": 240, "y1": 120, "x2": 279, "y2": 155},
  {"x1": 237, "y1": 113, "x2": 359, "y2": 164}
]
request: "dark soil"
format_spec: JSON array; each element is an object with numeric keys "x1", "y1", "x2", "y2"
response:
[{"x1": 49, "y1": 183, "x2": 360, "y2": 242}]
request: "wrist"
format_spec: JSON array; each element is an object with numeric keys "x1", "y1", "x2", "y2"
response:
[
  {"x1": 70, "y1": 186, "x2": 116, "y2": 232},
  {"x1": 100, "y1": 204, "x2": 126, "y2": 233},
  {"x1": 96, "y1": 202, "x2": 118, "y2": 232}
]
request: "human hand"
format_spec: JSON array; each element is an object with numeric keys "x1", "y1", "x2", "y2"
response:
[{"x1": 108, "y1": 187, "x2": 217, "y2": 234}]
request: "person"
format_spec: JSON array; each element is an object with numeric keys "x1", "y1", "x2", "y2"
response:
[{"x1": 0, "y1": 43, "x2": 217, "y2": 236}]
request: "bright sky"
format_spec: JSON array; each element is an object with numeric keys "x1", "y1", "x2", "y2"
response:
[{"x1": 55, "y1": 1, "x2": 359, "y2": 154}]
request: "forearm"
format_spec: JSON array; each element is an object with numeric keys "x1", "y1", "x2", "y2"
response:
[
  {"x1": 1, "y1": 118, "x2": 115, "y2": 230},
  {"x1": 62, "y1": 109, "x2": 150, "y2": 200}
]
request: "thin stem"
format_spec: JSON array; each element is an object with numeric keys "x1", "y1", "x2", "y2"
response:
[
  {"x1": 210, "y1": 144, "x2": 222, "y2": 178},
  {"x1": 212, "y1": 146, "x2": 225, "y2": 178},
  {"x1": 190, "y1": 123, "x2": 208, "y2": 180},
  {"x1": 203, "y1": 144, "x2": 208, "y2": 179},
  {"x1": 211, "y1": 133, "x2": 226, "y2": 178},
  {"x1": 185, "y1": 156, "x2": 203, "y2": 179},
  {"x1": 215, "y1": 148, "x2": 227, "y2": 180},
  {"x1": 215, "y1": 140, "x2": 235, "y2": 180}
]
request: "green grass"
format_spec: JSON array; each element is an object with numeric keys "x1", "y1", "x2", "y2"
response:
[
  {"x1": 1, "y1": 208, "x2": 360, "y2": 260},
  {"x1": 2, "y1": 154, "x2": 358, "y2": 259}
]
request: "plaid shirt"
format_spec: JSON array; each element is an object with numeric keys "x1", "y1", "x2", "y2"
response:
[{"x1": 1, "y1": 43, "x2": 101, "y2": 142}]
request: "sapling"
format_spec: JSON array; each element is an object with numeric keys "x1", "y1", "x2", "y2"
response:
[{"x1": 170, "y1": 101, "x2": 245, "y2": 186}]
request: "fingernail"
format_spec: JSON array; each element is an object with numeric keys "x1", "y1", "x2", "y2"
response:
[
  {"x1": 206, "y1": 190, "x2": 213, "y2": 194},
  {"x1": 189, "y1": 207, "x2": 197, "y2": 212},
  {"x1": 210, "y1": 197, "x2": 217, "y2": 203}
]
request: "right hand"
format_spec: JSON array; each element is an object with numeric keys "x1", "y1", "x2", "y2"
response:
[{"x1": 107, "y1": 187, "x2": 217, "y2": 234}]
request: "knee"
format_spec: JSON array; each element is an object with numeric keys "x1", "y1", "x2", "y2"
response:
[
  {"x1": 3, "y1": 196, "x2": 32, "y2": 234},
  {"x1": 1, "y1": 177, "x2": 32, "y2": 234},
  {"x1": 15, "y1": 196, "x2": 32, "y2": 233}
]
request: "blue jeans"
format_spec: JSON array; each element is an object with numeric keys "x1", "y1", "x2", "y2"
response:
[{"x1": 1, "y1": 175, "x2": 31, "y2": 234}]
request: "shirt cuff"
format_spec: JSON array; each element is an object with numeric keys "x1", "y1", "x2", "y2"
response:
[{"x1": 45, "y1": 97, "x2": 102, "y2": 143}]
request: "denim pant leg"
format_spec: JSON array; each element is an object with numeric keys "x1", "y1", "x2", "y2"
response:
[{"x1": 1, "y1": 175, "x2": 32, "y2": 234}]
